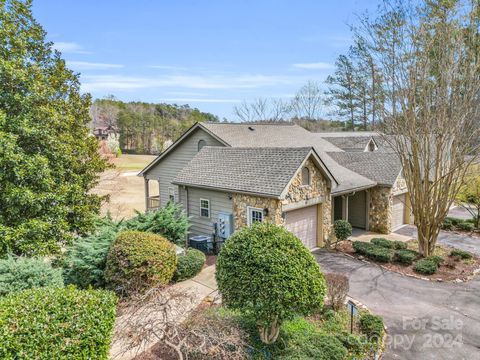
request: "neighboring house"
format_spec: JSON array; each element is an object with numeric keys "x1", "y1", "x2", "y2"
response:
[
  {"x1": 93, "y1": 125, "x2": 118, "y2": 141},
  {"x1": 139, "y1": 122, "x2": 412, "y2": 250}
]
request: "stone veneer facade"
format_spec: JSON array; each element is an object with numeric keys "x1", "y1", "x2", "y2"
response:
[
  {"x1": 232, "y1": 158, "x2": 332, "y2": 245},
  {"x1": 368, "y1": 174, "x2": 409, "y2": 234}
]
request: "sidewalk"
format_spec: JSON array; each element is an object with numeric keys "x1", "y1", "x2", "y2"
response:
[
  {"x1": 110, "y1": 265, "x2": 218, "y2": 359},
  {"x1": 348, "y1": 227, "x2": 412, "y2": 243}
]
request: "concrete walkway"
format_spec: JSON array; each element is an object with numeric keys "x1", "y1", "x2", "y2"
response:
[
  {"x1": 349, "y1": 227, "x2": 411, "y2": 243},
  {"x1": 110, "y1": 265, "x2": 217, "y2": 359},
  {"x1": 314, "y1": 250, "x2": 480, "y2": 360}
]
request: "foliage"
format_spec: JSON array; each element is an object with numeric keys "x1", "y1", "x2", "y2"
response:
[
  {"x1": 371, "y1": 238, "x2": 407, "y2": 250},
  {"x1": 124, "y1": 202, "x2": 190, "y2": 244},
  {"x1": 352, "y1": 241, "x2": 394, "y2": 262},
  {"x1": 325, "y1": 273, "x2": 349, "y2": 311},
  {"x1": 425, "y1": 255, "x2": 444, "y2": 266},
  {"x1": 359, "y1": 313, "x2": 384, "y2": 341},
  {"x1": 442, "y1": 218, "x2": 453, "y2": 230},
  {"x1": 456, "y1": 165, "x2": 480, "y2": 229},
  {"x1": 216, "y1": 222, "x2": 327, "y2": 344},
  {"x1": 450, "y1": 249, "x2": 473, "y2": 260},
  {"x1": 414, "y1": 259, "x2": 438, "y2": 275},
  {"x1": 105, "y1": 231, "x2": 177, "y2": 295},
  {"x1": 92, "y1": 98, "x2": 218, "y2": 154},
  {"x1": 333, "y1": 220, "x2": 352, "y2": 242},
  {"x1": 0, "y1": 286, "x2": 117, "y2": 359},
  {"x1": 62, "y1": 218, "x2": 119, "y2": 288},
  {"x1": 457, "y1": 222, "x2": 475, "y2": 232},
  {"x1": 174, "y1": 248, "x2": 206, "y2": 281},
  {"x1": 394, "y1": 249, "x2": 419, "y2": 265},
  {"x1": 0, "y1": 0, "x2": 108, "y2": 256},
  {"x1": 0, "y1": 256, "x2": 63, "y2": 296}
]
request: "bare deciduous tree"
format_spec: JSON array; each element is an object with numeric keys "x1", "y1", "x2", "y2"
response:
[
  {"x1": 291, "y1": 80, "x2": 324, "y2": 120},
  {"x1": 233, "y1": 97, "x2": 291, "y2": 122},
  {"x1": 358, "y1": 0, "x2": 480, "y2": 256}
]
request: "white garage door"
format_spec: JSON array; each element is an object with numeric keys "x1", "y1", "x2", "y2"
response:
[
  {"x1": 284, "y1": 205, "x2": 317, "y2": 249},
  {"x1": 392, "y1": 194, "x2": 406, "y2": 229}
]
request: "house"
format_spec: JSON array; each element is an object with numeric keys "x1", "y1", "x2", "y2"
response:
[
  {"x1": 138, "y1": 122, "x2": 412, "y2": 249},
  {"x1": 93, "y1": 125, "x2": 118, "y2": 141}
]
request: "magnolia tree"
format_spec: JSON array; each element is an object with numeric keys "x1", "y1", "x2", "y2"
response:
[
  {"x1": 355, "y1": 0, "x2": 480, "y2": 256},
  {"x1": 216, "y1": 222, "x2": 326, "y2": 344}
]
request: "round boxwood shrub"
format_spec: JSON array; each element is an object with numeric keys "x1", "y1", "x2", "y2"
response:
[
  {"x1": 216, "y1": 222, "x2": 327, "y2": 344},
  {"x1": 105, "y1": 230, "x2": 177, "y2": 295},
  {"x1": 450, "y1": 249, "x2": 473, "y2": 260},
  {"x1": 0, "y1": 256, "x2": 63, "y2": 296},
  {"x1": 371, "y1": 238, "x2": 407, "y2": 250},
  {"x1": 0, "y1": 286, "x2": 117, "y2": 359},
  {"x1": 174, "y1": 248, "x2": 206, "y2": 281},
  {"x1": 414, "y1": 258, "x2": 438, "y2": 275},
  {"x1": 394, "y1": 249, "x2": 419, "y2": 265},
  {"x1": 333, "y1": 220, "x2": 352, "y2": 242},
  {"x1": 359, "y1": 313, "x2": 384, "y2": 341},
  {"x1": 457, "y1": 222, "x2": 475, "y2": 232}
]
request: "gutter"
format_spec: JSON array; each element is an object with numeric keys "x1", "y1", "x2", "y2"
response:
[
  {"x1": 172, "y1": 181, "x2": 281, "y2": 199},
  {"x1": 331, "y1": 183, "x2": 378, "y2": 196}
]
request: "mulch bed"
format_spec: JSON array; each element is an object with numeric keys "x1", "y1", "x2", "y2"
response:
[{"x1": 336, "y1": 241, "x2": 480, "y2": 282}]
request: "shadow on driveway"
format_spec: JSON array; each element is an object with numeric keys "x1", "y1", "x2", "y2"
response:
[{"x1": 314, "y1": 250, "x2": 480, "y2": 360}]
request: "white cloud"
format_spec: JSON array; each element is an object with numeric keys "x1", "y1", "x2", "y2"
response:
[
  {"x1": 67, "y1": 61, "x2": 124, "y2": 70},
  {"x1": 53, "y1": 42, "x2": 90, "y2": 54},
  {"x1": 81, "y1": 73, "x2": 301, "y2": 92},
  {"x1": 162, "y1": 98, "x2": 240, "y2": 103},
  {"x1": 292, "y1": 62, "x2": 334, "y2": 70}
]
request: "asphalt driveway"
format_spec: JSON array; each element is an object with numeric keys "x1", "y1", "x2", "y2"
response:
[
  {"x1": 395, "y1": 225, "x2": 480, "y2": 255},
  {"x1": 314, "y1": 251, "x2": 480, "y2": 360}
]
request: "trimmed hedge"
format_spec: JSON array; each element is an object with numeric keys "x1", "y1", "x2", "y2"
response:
[
  {"x1": 371, "y1": 238, "x2": 407, "y2": 250},
  {"x1": 426, "y1": 255, "x2": 444, "y2": 266},
  {"x1": 0, "y1": 257, "x2": 63, "y2": 296},
  {"x1": 333, "y1": 220, "x2": 352, "y2": 242},
  {"x1": 352, "y1": 241, "x2": 394, "y2": 262},
  {"x1": 0, "y1": 286, "x2": 117, "y2": 359},
  {"x1": 174, "y1": 248, "x2": 206, "y2": 281},
  {"x1": 359, "y1": 313, "x2": 384, "y2": 340},
  {"x1": 414, "y1": 258, "x2": 438, "y2": 275},
  {"x1": 450, "y1": 249, "x2": 473, "y2": 260},
  {"x1": 394, "y1": 249, "x2": 419, "y2": 265},
  {"x1": 457, "y1": 222, "x2": 475, "y2": 232},
  {"x1": 105, "y1": 231, "x2": 177, "y2": 295}
]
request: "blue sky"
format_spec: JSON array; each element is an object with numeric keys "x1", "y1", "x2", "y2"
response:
[{"x1": 33, "y1": 0, "x2": 378, "y2": 119}]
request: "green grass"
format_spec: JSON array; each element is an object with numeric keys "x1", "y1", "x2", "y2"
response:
[{"x1": 111, "y1": 154, "x2": 157, "y2": 171}]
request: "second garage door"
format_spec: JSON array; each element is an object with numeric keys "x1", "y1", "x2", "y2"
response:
[
  {"x1": 392, "y1": 194, "x2": 406, "y2": 229},
  {"x1": 284, "y1": 205, "x2": 317, "y2": 249}
]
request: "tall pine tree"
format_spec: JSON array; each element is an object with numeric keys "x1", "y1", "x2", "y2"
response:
[{"x1": 0, "y1": 0, "x2": 108, "y2": 256}]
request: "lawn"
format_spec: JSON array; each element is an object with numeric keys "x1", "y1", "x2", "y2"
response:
[{"x1": 111, "y1": 154, "x2": 157, "y2": 172}]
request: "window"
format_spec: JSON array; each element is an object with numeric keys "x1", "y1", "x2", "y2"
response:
[
  {"x1": 200, "y1": 198, "x2": 210, "y2": 217},
  {"x1": 168, "y1": 187, "x2": 175, "y2": 202},
  {"x1": 247, "y1": 207, "x2": 264, "y2": 225},
  {"x1": 198, "y1": 139, "x2": 206, "y2": 152},
  {"x1": 301, "y1": 166, "x2": 310, "y2": 186}
]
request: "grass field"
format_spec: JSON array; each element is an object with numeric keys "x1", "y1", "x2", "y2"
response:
[{"x1": 93, "y1": 154, "x2": 158, "y2": 220}]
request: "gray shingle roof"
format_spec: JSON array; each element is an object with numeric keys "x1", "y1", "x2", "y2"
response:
[
  {"x1": 201, "y1": 123, "x2": 377, "y2": 194},
  {"x1": 173, "y1": 147, "x2": 314, "y2": 197},
  {"x1": 321, "y1": 136, "x2": 373, "y2": 151},
  {"x1": 327, "y1": 152, "x2": 402, "y2": 186}
]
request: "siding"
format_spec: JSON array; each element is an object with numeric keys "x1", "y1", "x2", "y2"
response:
[
  {"x1": 145, "y1": 128, "x2": 224, "y2": 207},
  {"x1": 183, "y1": 187, "x2": 233, "y2": 238}
]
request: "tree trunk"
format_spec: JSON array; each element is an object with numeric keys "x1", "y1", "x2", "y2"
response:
[{"x1": 258, "y1": 317, "x2": 281, "y2": 344}]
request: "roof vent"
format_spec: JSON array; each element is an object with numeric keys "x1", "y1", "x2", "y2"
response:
[{"x1": 248, "y1": 126, "x2": 255, "y2": 131}]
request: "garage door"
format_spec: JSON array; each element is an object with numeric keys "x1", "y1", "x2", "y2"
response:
[
  {"x1": 348, "y1": 191, "x2": 367, "y2": 229},
  {"x1": 392, "y1": 194, "x2": 406, "y2": 229},
  {"x1": 284, "y1": 205, "x2": 317, "y2": 249}
]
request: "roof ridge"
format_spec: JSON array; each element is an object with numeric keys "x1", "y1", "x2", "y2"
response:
[{"x1": 203, "y1": 122, "x2": 299, "y2": 127}]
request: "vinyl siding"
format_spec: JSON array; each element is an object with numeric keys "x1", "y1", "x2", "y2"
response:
[
  {"x1": 144, "y1": 128, "x2": 224, "y2": 207},
  {"x1": 182, "y1": 187, "x2": 233, "y2": 238}
]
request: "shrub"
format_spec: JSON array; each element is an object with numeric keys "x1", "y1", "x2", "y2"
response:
[
  {"x1": 414, "y1": 258, "x2": 438, "y2": 275},
  {"x1": 450, "y1": 249, "x2": 473, "y2": 260},
  {"x1": 174, "y1": 248, "x2": 206, "y2": 281},
  {"x1": 371, "y1": 238, "x2": 407, "y2": 250},
  {"x1": 0, "y1": 286, "x2": 117, "y2": 359},
  {"x1": 457, "y1": 222, "x2": 475, "y2": 232},
  {"x1": 442, "y1": 218, "x2": 453, "y2": 230},
  {"x1": 353, "y1": 241, "x2": 394, "y2": 262},
  {"x1": 124, "y1": 202, "x2": 190, "y2": 244},
  {"x1": 445, "y1": 217, "x2": 464, "y2": 226},
  {"x1": 426, "y1": 255, "x2": 444, "y2": 266},
  {"x1": 325, "y1": 273, "x2": 349, "y2": 310},
  {"x1": 216, "y1": 222, "x2": 327, "y2": 344},
  {"x1": 337, "y1": 332, "x2": 364, "y2": 353},
  {"x1": 0, "y1": 257, "x2": 63, "y2": 296},
  {"x1": 62, "y1": 218, "x2": 118, "y2": 288},
  {"x1": 394, "y1": 249, "x2": 419, "y2": 265},
  {"x1": 359, "y1": 313, "x2": 384, "y2": 341},
  {"x1": 333, "y1": 220, "x2": 352, "y2": 242},
  {"x1": 105, "y1": 231, "x2": 177, "y2": 295}
]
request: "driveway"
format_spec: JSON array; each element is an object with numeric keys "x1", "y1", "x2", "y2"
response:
[
  {"x1": 314, "y1": 251, "x2": 480, "y2": 360},
  {"x1": 395, "y1": 225, "x2": 480, "y2": 255}
]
